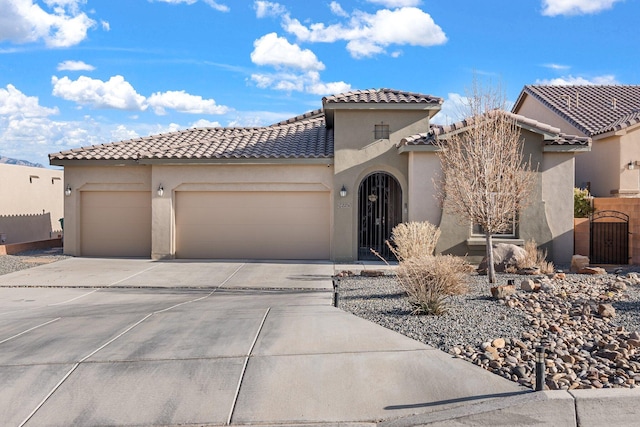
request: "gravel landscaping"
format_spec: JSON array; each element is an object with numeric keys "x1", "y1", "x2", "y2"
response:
[
  {"x1": 0, "y1": 248, "x2": 69, "y2": 276},
  {"x1": 336, "y1": 267, "x2": 640, "y2": 390}
]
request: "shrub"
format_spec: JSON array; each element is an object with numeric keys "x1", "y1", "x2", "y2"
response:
[
  {"x1": 574, "y1": 187, "x2": 594, "y2": 218},
  {"x1": 517, "y1": 239, "x2": 555, "y2": 274},
  {"x1": 390, "y1": 221, "x2": 441, "y2": 262},
  {"x1": 396, "y1": 255, "x2": 471, "y2": 315}
]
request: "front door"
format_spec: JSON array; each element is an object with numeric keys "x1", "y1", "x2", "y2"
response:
[{"x1": 358, "y1": 172, "x2": 402, "y2": 260}]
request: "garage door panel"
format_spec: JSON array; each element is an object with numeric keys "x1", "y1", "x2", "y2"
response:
[
  {"x1": 176, "y1": 192, "x2": 329, "y2": 259},
  {"x1": 81, "y1": 191, "x2": 151, "y2": 257}
]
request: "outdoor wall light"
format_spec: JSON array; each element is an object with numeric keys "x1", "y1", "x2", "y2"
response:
[
  {"x1": 340, "y1": 185, "x2": 347, "y2": 197},
  {"x1": 64, "y1": 184, "x2": 71, "y2": 197},
  {"x1": 628, "y1": 161, "x2": 635, "y2": 170},
  {"x1": 157, "y1": 184, "x2": 164, "y2": 197}
]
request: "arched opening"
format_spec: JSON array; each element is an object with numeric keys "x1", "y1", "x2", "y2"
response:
[{"x1": 358, "y1": 172, "x2": 402, "y2": 260}]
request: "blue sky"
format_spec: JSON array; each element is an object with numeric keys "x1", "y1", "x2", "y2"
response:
[{"x1": 1, "y1": 0, "x2": 638, "y2": 167}]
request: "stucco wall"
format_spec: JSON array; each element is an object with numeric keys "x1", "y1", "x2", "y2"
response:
[
  {"x1": 515, "y1": 96, "x2": 584, "y2": 136},
  {"x1": 541, "y1": 152, "x2": 576, "y2": 264},
  {"x1": 406, "y1": 152, "x2": 441, "y2": 225},
  {"x1": 63, "y1": 163, "x2": 332, "y2": 259},
  {"x1": 576, "y1": 134, "x2": 620, "y2": 197},
  {"x1": 332, "y1": 109, "x2": 430, "y2": 261},
  {"x1": 151, "y1": 163, "x2": 333, "y2": 259},
  {"x1": 63, "y1": 165, "x2": 152, "y2": 256},
  {"x1": 618, "y1": 129, "x2": 640, "y2": 195},
  {"x1": 432, "y1": 129, "x2": 575, "y2": 264},
  {"x1": 0, "y1": 164, "x2": 64, "y2": 244}
]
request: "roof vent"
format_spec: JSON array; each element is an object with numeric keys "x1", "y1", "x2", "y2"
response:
[
  {"x1": 612, "y1": 98, "x2": 617, "y2": 110},
  {"x1": 560, "y1": 95, "x2": 571, "y2": 110}
]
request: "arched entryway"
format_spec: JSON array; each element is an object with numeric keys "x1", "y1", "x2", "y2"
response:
[{"x1": 358, "y1": 172, "x2": 402, "y2": 260}]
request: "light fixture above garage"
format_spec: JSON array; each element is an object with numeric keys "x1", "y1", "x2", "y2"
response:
[
  {"x1": 340, "y1": 185, "x2": 347, "y2": 197},
  {"x1": 65, "y1": 184, "x2": 71, "y2": 197},
  {"x1": 157, "y1": 184, "x2": 164, "y2": 197}
]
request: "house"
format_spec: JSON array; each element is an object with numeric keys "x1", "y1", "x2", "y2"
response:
[
  {"x1": 513, "y1": 85, "x2": 640, "y2": 198},
  {"x1": 513, "y1": 85, "x2": 640, "y2": 263},
  {"x1": 49, "y1": 88, "x2": 589, "y2": 263},
  {"x1": 0, "y1": 163, "x2": 64, "y2": 247}
]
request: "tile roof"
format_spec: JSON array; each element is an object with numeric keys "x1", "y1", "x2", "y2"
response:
[
  {"x1": 49, "y1": 113, "x2": 332, "y2": 163},
  {"x1": 399, "y1": 110, "x2": 591, "y2": 147},
  {"x1": 323, "y1": 88, "x2": 443, "y2": 106},
  {"x1": 515, "y1": 85, "x2": 640, "y2": 136}
]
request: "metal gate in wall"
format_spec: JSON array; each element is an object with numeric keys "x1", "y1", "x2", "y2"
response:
[
  {"x1": 358, "y1": 172, "x2": 402, "y2": 260},
  {"x1": 590, "y1": 210, "x2": 630, "y2": 264}
]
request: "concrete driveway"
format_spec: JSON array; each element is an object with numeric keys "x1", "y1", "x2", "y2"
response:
[{"x1": 0, "y1": 258, "x2": 583, "y2": 426}]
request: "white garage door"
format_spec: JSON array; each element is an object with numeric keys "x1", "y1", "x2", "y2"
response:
[
  {"x1": 176, "y1": 191, "x2": 330, "y2": 259},
  {"x1": 81, "y1": 191, "x2": 152, "y2": 257}
]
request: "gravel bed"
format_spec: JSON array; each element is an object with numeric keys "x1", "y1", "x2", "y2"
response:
[
  {"x1": 336, "y1": 268, "x2": 640, "y2": 389},
  {"x1": 337, "y1": 272, "x2": 531, "y2": 351},
  {"x1": 0, "y1": 248, "x2": 69, "y2": 276}
]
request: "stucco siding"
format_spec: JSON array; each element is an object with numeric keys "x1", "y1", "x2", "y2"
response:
[
  {"x1": 541, "y1": 152, "x2": 575, "y2": 264},
  {"x1": 332, "y1": 109, "x2": 428, "y2": 260},
  {"x1": 407, "y1": 152, "x2": 441, "y2": 225},
  {"x1": 515, "y1": 95, "x2": 585, "y2": 136},
  {"x1": 0, "y1": 164, "x2": 64, "y2": 244}
]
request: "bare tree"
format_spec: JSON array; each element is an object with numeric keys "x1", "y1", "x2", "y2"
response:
[{"x1": 434, "y1": 81, "x2": 536, "y2": 284}]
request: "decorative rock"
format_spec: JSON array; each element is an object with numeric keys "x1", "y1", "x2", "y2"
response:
[
  {"x1": 492, "y1": 338, "x2": 506, "y2": 349},
  {"x1": 570, "y1": 255, "x2": 590, "y2": 273},
  {"x1": 579, "y1": 267, "x2": 607, "y2": 275},
  {"x1": 478, "y1": 243, "x2": 527, "y2": 274},
  {"x1": 553, "y1": 272, "x2": 566, "y2": 280},
  {"x1": 521, "y1": 279, "x2": 537, "y2": 292},
  {"x1": 610, "y1": 280, "x2": 628, "y2": 291},
  {"x1": 491, "y1": 284, "x2": 516, "y2": 299},
  {"x1": 598, "y1": 303, "x2": 616, "y2": 318},
  {"x1": 518, "y1": 267, "x2": 541, "y2": 275},
  {"x1": 360, "y1": 269, "x2": 385, "y2": 277}
]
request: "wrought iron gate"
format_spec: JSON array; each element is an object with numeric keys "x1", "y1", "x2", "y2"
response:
[
  {"x1": 358, "y1": 172, "x2": 402, "y2": 260},
  {"x1": 590, "y1": 210, "x2": 630, "y2": 264}
]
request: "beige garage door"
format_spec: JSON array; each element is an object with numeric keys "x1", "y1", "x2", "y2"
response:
[
  {"x1": 176, "y1": 191, "x2": 330, "y2": 259},
  {"x1": 81, "y1": 191, "x2": 152, "y2": 257}
]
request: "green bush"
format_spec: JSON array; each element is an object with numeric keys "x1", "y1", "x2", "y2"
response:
[
  {"x1": 396, "y1": 255, "x2": 471, "y2": 315},
  {"x1": 574, "y1": 187, "x2": 594, "y2": 218}
]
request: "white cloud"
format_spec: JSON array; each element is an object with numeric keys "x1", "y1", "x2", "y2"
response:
[
  {"x1": 254, "y1": 1, "x2": 286, "y2": 18},
  {"x1": 0, "y1": 84, "x2": 59, "y2": 118},
  {"x1": 283, "y1": 7, "x2": 447, "y2": 58},
  {"x1": 110, "y1": 124, "x2": 139, "y2": 142},
  {"x1": 101, "y1": 20, "x2": 110, "y2": 31},
  {"x1": 190, "y1": 119, "x2": 222, "y2": 128},
  {"x1": 251, "y1": 33, "x2": 325, "y2": 71},
  {"x1": 366, "y1": 0, "x2": 422, "y2": 6},
  {"x1": 57, "y1": 60, "x2": 95, "y2": 71},
  {"x1": 152, "y1": 0, "x2": 229, "y2": 11},
  {"x1": 0, "y1": 0, "x2": 96, "y2": 47},
  {"x1": 536, "y1": 74, "x2": 619, "y2": 85},
  {"x1": 250, "y1": 70, "x2": 351, "y2": 95},
  {"x1": 541, "y1": 0, "x2": 623, "y2": 16},
  {"x1": 543, "y1": 63, "x2": 571, "y2": 71},
  {"x1": 431, "y1": 92, "x2": 467, "y2": 125},
  {"x1": 147, "y1": 90, "x2": 230, "y2": 115},
  {"x1": 330, "y1": 1, "x2": 349, "y2": 17},
  {"x1": 51, "y1": 75, "x2": 147, "y2": 110}
]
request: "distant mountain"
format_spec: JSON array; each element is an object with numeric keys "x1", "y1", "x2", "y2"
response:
[{"x1": 0, "y1": 156, "x2": 44, "y2": 168}]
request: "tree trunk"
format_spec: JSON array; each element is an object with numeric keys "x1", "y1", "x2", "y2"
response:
[{"x1": 486, "y1": 233, "x2": 496, "y2": 284}]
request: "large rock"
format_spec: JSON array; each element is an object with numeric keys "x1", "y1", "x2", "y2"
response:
[
  {"x1": 490, "y1": 284, "x2": 516, "y2": 299},
  {"x1": 478, "y1": 243, "x2": 526, "y2": 274},
  {"x1": 570, "y1": 255, "x2": 590, "y2": 273}
]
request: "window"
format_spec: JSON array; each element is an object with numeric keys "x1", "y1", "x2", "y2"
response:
[
  {"x1": 374, "y1": 123, "x2": 390, "y2": 140},
  {"x1": 471, "y1": 221, "x2": 516, "y2": 238}
]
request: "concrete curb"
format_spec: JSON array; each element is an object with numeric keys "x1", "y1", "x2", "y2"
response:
[{"x1": 378, "y1": 388, "x2": 640, "y2": 427}]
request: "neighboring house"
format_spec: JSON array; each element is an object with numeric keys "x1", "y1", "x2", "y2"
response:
[
  {"x1": 513, "y1": 85, "x2": 640, "y2": 198},
  {"x1": 0, "y1": 163, "x2": 64, "y2": 244},
  {"x1": 513, "y1": 85, "x2": 640, "y2": 264},
  {"x1": 49, "y1": 88, "x2": 588, "y2": 263}
]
